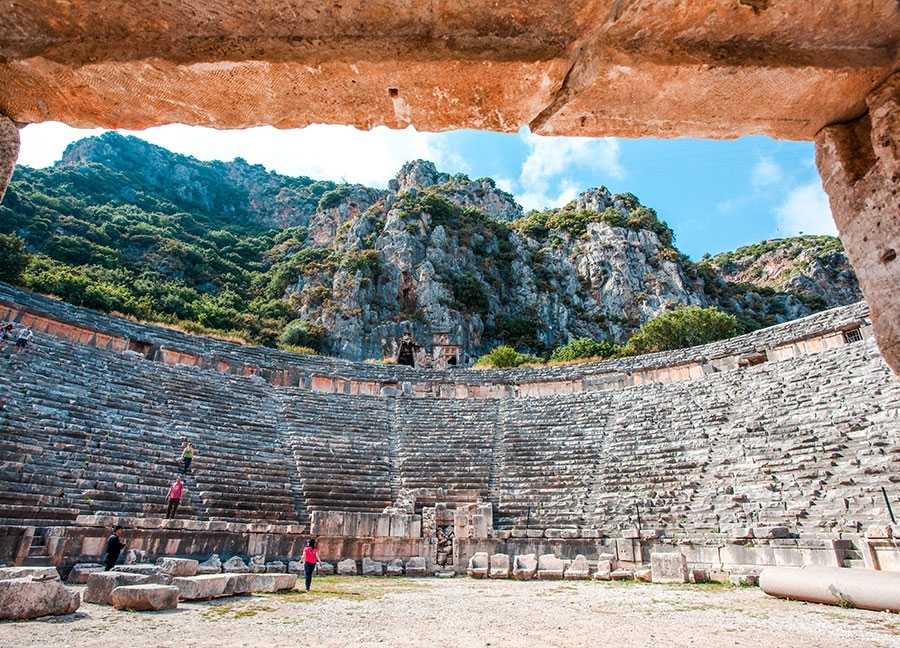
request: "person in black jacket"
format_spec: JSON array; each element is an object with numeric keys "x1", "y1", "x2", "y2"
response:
[{"x1": 104, "y1": 525, "x2": 126, "y2": 571}]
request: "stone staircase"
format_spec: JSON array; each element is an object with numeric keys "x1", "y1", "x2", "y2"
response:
[{"x1": 22, "y1": 529, "x2": 52, "y2": 567}]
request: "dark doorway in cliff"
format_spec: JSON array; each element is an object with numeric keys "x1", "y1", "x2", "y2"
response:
[{"x1": 397, "y1": 340, "x2": 415, "y2": 366}]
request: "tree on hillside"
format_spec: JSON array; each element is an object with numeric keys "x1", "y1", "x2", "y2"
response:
[
  {"x1": 621, "y1": 306, "x2": 739, "y2": 355},
  {"x1": 0, "y1": 234, "x2": 29, "y2": 283}
]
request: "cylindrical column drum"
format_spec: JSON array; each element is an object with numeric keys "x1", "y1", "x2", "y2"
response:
[{"x1": 760, "y1": 566, "x2": 900, "y2": 612}]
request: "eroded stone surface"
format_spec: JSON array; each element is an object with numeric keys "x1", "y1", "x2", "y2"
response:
[
  {"x1": 67, "y1": 564, "x2": 104, "y2": 584},
  {"x1": 157, "y1": 557, "x2": 198, "y2": 577},
  {"x1": 85, "y1": 572, "x2": 165, "y2": 605},
  {"x1": 466, "y1": 552, "x2": 489, "y2": 578},
  {"x1": 172, "y1": 574, "x2": 228, "y2": 600},
  {"x1": 337, "y1": 559, "x2": 357, "y2": 576},
  {"x1": 564, "y1": 555, "x2": 590, "y2": 580},
  {"x1": 816, "y1": 73, "x2": 900, "y2": 374},
  {"x1": 512, "y1": 554, "x2": 537, "y2": 581},
  {"x1": 651, "y1": 553, "x2": 688, "y2": 584},
  {"x1": 489, "y1": 554, "x2": 510, "y2": 579},
  {"x1": 196, "y1": 554, "x2": 221, "y2": 575},
  {"x1": 537, "y1": 554, "x2": 566, "y2": 580},
  {"x1": 222, "y1": 557, "x2": 249, "y2": 573},
  {"x1": 0, "y1": 566, "x2": 58, "y2": 581},
  {"x1": 0, "y1": 117, "x2": 17, "y2": 205},
  {"x1": 110, "y1": 584, "x2": 178, "y2": 611},
  {"x1": 0, "y1": 576, "x2": 80, "y2": 620}
]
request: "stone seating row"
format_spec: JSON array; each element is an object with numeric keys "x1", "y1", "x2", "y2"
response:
[{"x1": 466, "y1": 551, "x2": 691, "y2": 583}]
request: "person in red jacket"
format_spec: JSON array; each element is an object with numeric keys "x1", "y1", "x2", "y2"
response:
[
  {"x1": 165, "y1": 476, "x2": 185, "y2": 519},
  {"x1": 302, "y1": 538, "x2": 319, "y2": 591}
]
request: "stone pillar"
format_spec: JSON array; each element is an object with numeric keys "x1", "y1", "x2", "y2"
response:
[
  {"x1": 816, "y1": 74, "x2": 900, "y2": 374},
  {"x1": 0, "y1": 116, "x2": 19, "y2": 204}
]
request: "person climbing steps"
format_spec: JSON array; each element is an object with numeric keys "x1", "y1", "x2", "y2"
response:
[
  {"x1": 166, "y1": 476, "x2": 185, "y2": 519},
  {"x1": 181, "y1": 441, "x2": 196, "y2": 474}
]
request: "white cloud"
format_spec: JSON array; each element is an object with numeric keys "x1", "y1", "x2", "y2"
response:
[
  {"x1": 775, "y1": 181, "x2": 836, "y2": 236},
  {"x1": 514, "y1": 131, "x2": 623, "y2": 211},
  {"x1": 751, "y1": 156, "x2": 783, "y2": 188},
  {"x1": 16, "y1": 122, "x2": 467, "y2": 188}
]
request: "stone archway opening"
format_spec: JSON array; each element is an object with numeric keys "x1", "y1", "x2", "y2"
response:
[{"x1": 0, "y1": 1, "x2": 897, "y2": 371}]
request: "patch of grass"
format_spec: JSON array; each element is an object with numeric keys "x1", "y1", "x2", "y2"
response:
[
  {"x1": 262, "y1": 576, "x2": 430, "y2": 604},
  {"x1": 201, "y1": 603, "x2": 275, "y2": 620}
]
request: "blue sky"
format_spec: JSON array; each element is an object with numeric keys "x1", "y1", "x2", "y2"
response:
[{"x1": 18, "y1": 123, "x2": 834, "y2": 259}]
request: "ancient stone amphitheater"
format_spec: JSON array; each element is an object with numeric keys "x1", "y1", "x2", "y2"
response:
[{"x1": 1, "y1": 281, "x2": 898, "y2": 579}]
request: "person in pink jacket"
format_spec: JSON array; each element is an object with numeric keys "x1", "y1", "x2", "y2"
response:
[
  {"x1": 166, "y1": 476, "x2": 185, "y2": 519},
  {"x1": 302, "y1": 539, "x2": 319, "y2": 591}
]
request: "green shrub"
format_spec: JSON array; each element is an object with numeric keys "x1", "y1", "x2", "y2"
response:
[
  {"x1": 318, "y1": 186, "x2": 349, "y2": 211},
  {"x1": 549, "y1": 337, "x2": 619, "y2": 363},
  {"x1": 474, "y1": 345, "x2": 541, "y2": 368},
  {"x1": 451, "y1": 274, "x2": 488, "y2": 313},
  {"x1": 280, "y1": 319, "x2": 327, "y2": 351},
  {"x1": 621, "y1": 306, "x2": 740, "y2": 355},
  {"x1": 0, "y1": 233, "x2": 29, "y2": 283}
]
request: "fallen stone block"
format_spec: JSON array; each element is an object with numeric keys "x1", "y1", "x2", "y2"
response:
[
  {"x1": 124, "y1": 549, "x2": 148, "y2": 565},
  {"x1": 689, "y1": 568, "x2": 709, "y2": 584},
  {"x1": 564, "y1": 555, "x2": 590, "y2": 580},
  {"x1": 85, "y1": 572, "x2": 165, "y2": 605},
  {"x1": 223, "y1": 573, "x2": 256, "y2": 596},
  {"x1": 537, "y1": 554, "x2": 566, "y2": 580},
  {"x1": 635, "y1": 567, "x2": 652, "y2": 582},
  {"x1": 114, "y1": 564, "x2": 165, "y2": 577},
  {"x1": 466, "y1": 552, "x2": 489, "y2": 578},
  {"x1": 249, "y1": 555, "x2": 266, "y2": 573},
  {"x1": 404, "y1": 557, "x2": 426, "y2": 577},
  {"x1": 156, "y1": 557, "x2": 199, "y2": 577},
  {"x1": 0, "y1": 576, "x2": 80, "y2": 620},
  {"x1": 385, "y1": 559, "x2": 404, "y2": 576},
  {"x1": 287, "y1": 560, "x2": 303, "y2": 574},
  {"x1": 337, "y1": 559, "x2": 357, "y2": 576},
  {"x1": 362, "y1": 557, "x2": 384, "y2": 576},
  {"x1": 110, "y1": 584, "x2": 179, "y2": 611},
  {"x1": 250, "y1": 573, "x2": 296, "y2": 593},
  {"x1": 265, "y1": 561, "x2": 286, "y2": 573},
  {"x1": 512, "y1": 554, "x2": 537, "y2": 581},
  {"x1": 593, "y1": 560, "x2": 612, "y2": 581},
  {"x1": 729, "y1": 571, "x2": 759, "y2": 587},
  {"x1": 67, "y1": 563, "x2": 104, "y2": 585},
  {"x1": 489, "y1": 553, "x2": 510, "y2": 579},
  {"x1": 610, "y1": 569, "x2": 634, "y2": 581},
  {"x1": 222, "y1": 556, "x2": 249, "y2": 573},
  {"x1": 197, "y1": 554, "x2": 222, "y2": 575},
  {"x1": 0, "y1": 566, "x2": 59, "y2": 581},
  {"x1": 651, "y1": 552, "x2": 688, "y2": 584},
  {"x1": 172, "y1": 574, "x2": 229, "y2": 600},
  {"x1": 317, "y1": 561, "x2": 335, "y2": 576}
]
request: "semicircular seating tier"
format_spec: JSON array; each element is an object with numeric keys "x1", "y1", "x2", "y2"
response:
[{"x1": 0, "y1": 282, "x2": 897, "y2": 539}]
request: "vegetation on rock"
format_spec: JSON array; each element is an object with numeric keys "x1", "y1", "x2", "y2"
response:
[{"x1": 619, "y1": 306, "x2": 740, "y2": 356}]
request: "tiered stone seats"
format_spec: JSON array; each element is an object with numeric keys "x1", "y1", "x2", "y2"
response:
[
  {"x1": 277, "y1": 390, "x2": 394, "y2": 518},
  {"x1": 493, "y1": 395, "x2": 610, "y2": 528},
  {"x1": 0, "y1": 334, "x2": 299, "y2": 524},
  {"x1": 393, "y1": 398, "x2": 497, "y2": 509}
]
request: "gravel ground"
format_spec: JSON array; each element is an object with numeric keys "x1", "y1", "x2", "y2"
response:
[{"x1": 1, "y1": 577, "x2": 898, "y2": 648}]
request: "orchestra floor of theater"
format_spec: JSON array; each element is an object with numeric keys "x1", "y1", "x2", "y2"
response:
[{"x1": 3, "y1": 577, "x2": 898, "y2": 648}]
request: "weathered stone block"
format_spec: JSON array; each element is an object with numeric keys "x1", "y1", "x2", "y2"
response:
[
  {"x1": 317, "y1": 561, "x2": 335, "y2": 576},
  {"x1": 0, "y1": 577, "x2": 80, "y2": 620},
  {"x1": 222, "y1": 556, "x2": 249, "y2": 573},
  {"x1": 337, "y1": 559, "x2": 357, "y2": 576},
  {"x1": 866, "y1": 525, "x2": 893, "y2": 539},
  {"x1": 385, "y1": 559, "x2": 404, "y2": 576},
  {"x1": 111, "y1": 584, "x2": 178, "y2": 611},
  {"x1": 265, "y1": 561, "x2": 286, "y2": 573},
  {"x1": 610, "y1": 569, "x2": 634, "y2": 581},
  {"x1": 404, "y1": 557, "x2": 427, "y2": 577},
  {"x1": 467, "y1": 552, "x2": 489, "y2": 578},
  {"x1": 564, "y1": 555, "x2": 590, "y2": 580},
  {"x1": 85, "y1": 572, "x2": 163, "y2": 605},
  {"x1": 172, "y1": 574, "x2": 229, "y2": 600},
  {"x1": 0, "y1": 566, "x2": 59, "y2": 581},
  {"x1": 651, "y1": 552, "x2": 688, "y2": 584},
  {"x1": 593, "y1": 559, "x2": 612, "y2": 581},
  {"x1": 250, "y1": 573, "x2": 296, "y2": 593},
  {"x1": 362, "y1": 557, "x2": 383, "y2": 576},
  {"x1": 197, "y1": 554, "x2": 222, "y2": 575},
  {"x1": 113, "y1": 564, "x2": 164, "y2": 577},
  {"x1": 156, "y1": 557, "x2": 199, "y2": 577},
  {"x1": 488, "y1": 553, "x2": 510, "y2": 579},
  {"x1": 635, "y1": 567, "x2": 652, "y2": 582},
  {"x1": 67, "y1": 563, "x2": 104, "y2": 584},
  {"x1": 223, "y1": 573, "x2": 256, "y2": 596},
  {"x1": 537, "y1": 554, "x2": 566, "y2": 580},
  {"x1": 512, "y1": 554, "x2": 537, "y2": 580}
]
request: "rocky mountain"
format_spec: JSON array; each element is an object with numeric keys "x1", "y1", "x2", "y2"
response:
[{"x1": 0, "y1": 132, "x2": 861, "y2": 364}]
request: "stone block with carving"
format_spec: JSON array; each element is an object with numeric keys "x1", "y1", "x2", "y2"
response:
[
  {"x1": 488, "y1": 553, "x2": 510, "y2": 579},
  {"x1": 651, "y1": 552, "x2": 688, "y2": 584},
  {"x1": 466, "y1": 552, "x2": 489, "y2": 578},
  {"x1": 512, "y1": 554, "x2": 537, "y2": 580}
]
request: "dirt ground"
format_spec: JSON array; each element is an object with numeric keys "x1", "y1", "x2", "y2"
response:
[{"x1": 1, "y1": 576, "x2": 898, "y2": 648}]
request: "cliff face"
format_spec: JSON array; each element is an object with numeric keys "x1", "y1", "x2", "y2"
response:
[{"x1": 4, "y1": 133, "x2": 861, "y2": 363}]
